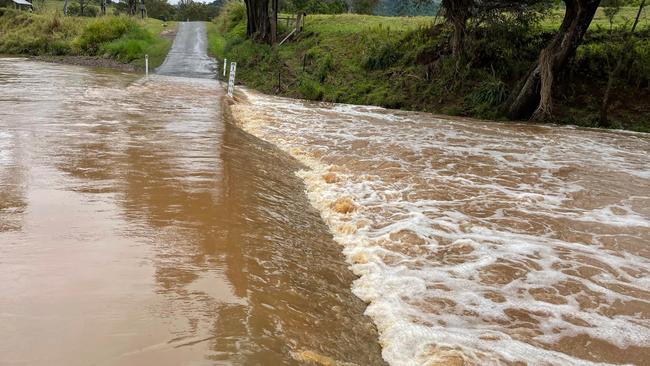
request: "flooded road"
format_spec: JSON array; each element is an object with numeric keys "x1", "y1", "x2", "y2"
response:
[
  {"x1": 231, "y1": 91, "x2": 650, "y2": 366},
  {"x1": 0, "y1": 58, "x2": 385, "y2": 365}
]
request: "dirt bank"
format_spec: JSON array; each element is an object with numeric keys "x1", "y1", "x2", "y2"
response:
[{"x1": 29, "y1": 55, "x2": 141, "y2": 73}]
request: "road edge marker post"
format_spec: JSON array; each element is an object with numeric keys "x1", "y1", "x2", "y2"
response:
[
  {"x1": 145, "y1": 54, "x2": 149, "y2": 77},
  {"x1": 223, "y1": 58, "x2": 227, "y2": 77},
  {"x1": 227, "y1": 62, "x2": 237, "y2": 97}
]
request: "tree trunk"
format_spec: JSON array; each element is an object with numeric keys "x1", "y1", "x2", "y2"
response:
[
  {"x1": 270, "y1": 0, "x2": 278, "y2": 44},
  {"x1": 244, "y1": 0, "x2": 254, "y2": 37},
  {"x1": 243, "y1": 0, "x2": 273, "y2": 43},
  {"x1": 450, "y1": 17, "x2": 464, "y2": 59},
  {"x1": 506, "y1": 0, "x2": 601, "y2": 121},
  {"x1": 295, "y1": 13, "x2": 303, "y2": 33},
  {"x1": 441, "y1": 0, "x2": 472, "y2": 60},
  {"x1": 63, "y1": 0, "x2": 68, "y2": 15},
  {"x1": 128, "y1": 0, "x2": 137, "y2": 16},
  {"x1": 599, "y1": 0, "x2": 645, "y2": 127}
]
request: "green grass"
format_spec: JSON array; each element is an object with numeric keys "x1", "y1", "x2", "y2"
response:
[
  {"x1": 542, "y1": 6, "x2": 650, "y2": 30},
  {"x1": 125, "y1": 18, "x2": 176, "y2": 68},
  {"x1": 0, "y1": 8, "x2": 174, "y2": 68},
  {"x1": 305, "y1": 13, "x2": 435, "y2": 33},
  {"x1": 0, "y1": 8, "x2": 82, "y2": 55},
  {"x1": 206, "y1": 21, "x2": 226, "y2": 58}
]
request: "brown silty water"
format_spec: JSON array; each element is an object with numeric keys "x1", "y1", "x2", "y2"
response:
[
  {"x1": 230, "y1": 90, "x2": 650, "y2": 366},
  {"x1": 0, "y1": 58, "x2": 386, "y2": 366}
]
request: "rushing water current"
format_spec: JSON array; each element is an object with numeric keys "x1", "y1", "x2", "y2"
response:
[
  {"x1": 0, "y1": 59, "x2": 386, "y2": 366},
  {"x1": 230, "y1": 90, "x2": 650, "y2": 366}
]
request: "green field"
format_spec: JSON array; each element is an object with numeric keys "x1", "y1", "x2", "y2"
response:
[
  {"x1": 302, "y1": 7, "x2": 648, "y2": 34},
  {"x1": 543, "y1": 6, "x2": 649, "y2": 30}
]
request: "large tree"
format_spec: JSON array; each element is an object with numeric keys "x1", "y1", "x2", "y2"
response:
[{"x1": 506, "y1": 0, "x2": 601, "y2": 120}]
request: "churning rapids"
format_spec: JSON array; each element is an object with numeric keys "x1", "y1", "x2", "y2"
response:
[{"x1": 230, "y1": 90, "x2": 650, "y2": 366}]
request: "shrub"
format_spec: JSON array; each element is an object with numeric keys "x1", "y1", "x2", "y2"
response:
[
  {"x1": 317, "y1": 53, "x2": 335, "y2": 82},
  {"x1": 363, "y1": 39, "x2": 401, "y2": 70},
  {"x1": 66, "y1": 3, "x2": 81, "y2": 16},
  {"x1": 75, "y1": 16, "x2": 136, "y2": 54},
  {"x1": 85, "y1": 5, "x2": 100, "y2": 17},
  {"x1": 215, "y1": 1, "x2": 245, "y2": 33},
  {"x1": 66, "y1": 3, "x2": 99, "y2": 17},
  {"x1": 465, "y1": 77, "x2": 508, "y2": 118},
  {"x1": 467, "y1": 78, "x2": 507, "y2": 107},
  {"x1": 68, "y1": 3, "x2": 99, "y2": 18},
  {"x1": 50, "y1": 40, "x2": 72, "y2": 55},
  {"x1": 298, "y1": 77, "x2": 324, "y2": 100},
  {"x1": 100, "y1": 27, "x2": 156, "y2": 62}
]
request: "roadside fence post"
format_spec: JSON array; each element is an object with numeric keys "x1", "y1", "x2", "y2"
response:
[
  {"x1": 223, "y1": 58, "x2": 228, "y2": 77},
  {"x1": 227, "y1": 62, "x2": 237, "y2": 97},
  {"x1": 145, "y1": 54, "x2": 149, "y2": 77}
]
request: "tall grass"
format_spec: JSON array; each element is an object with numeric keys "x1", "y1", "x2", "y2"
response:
[
  {"x1": 0, "y1": 9, "x2": 172, "y2": 68},
  {"x1": 74, "y1": 16, "x2": 136, "y2": 53},
  {"x1": 0, "y1": 8, "x2": 81, "y2": 55}
]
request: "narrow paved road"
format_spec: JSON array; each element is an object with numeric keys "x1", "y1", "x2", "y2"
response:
[{"x1": 156, "y1": 22, "x2": 216, "y2": 78}]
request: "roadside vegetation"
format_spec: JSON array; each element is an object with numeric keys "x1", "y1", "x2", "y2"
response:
[
  {"x1": 208, "y1": 1, "x2": 650, "y2": 132},
  {"x1": 0, "y1": 7, "x2": 174, "y2": 68}
]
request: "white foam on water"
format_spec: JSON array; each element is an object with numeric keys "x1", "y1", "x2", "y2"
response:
[
  {"x1": 231, "y1": 90, "x2": 650, "y2": 366},
  {"x1": 0, "y1": 131, "x2": 13, "y2": 165}
]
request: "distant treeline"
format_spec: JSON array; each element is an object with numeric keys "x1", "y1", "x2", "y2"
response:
[
  {"x1": 128, "y1": 0, "x2": 225, "y2": 21},
  {"x1": 374, "y1": 0, "x2": 439, "y2": 16},
  {"x1": 111, "y1": 0, "x2": 438, "y2": 21},
  {"x1": 57, "y1": 0, "x2": 226, "y2": 21},
  {"x1": 42, "y1": 0, "x2": 441, "y2": 22},
  {"x1": 277, "y1": 0, "x2": 440, "y2": 15}
]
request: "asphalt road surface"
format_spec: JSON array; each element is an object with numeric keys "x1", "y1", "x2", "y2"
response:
[{"x1": 156, "y1": 22, "x2": 216, "y2": 79}]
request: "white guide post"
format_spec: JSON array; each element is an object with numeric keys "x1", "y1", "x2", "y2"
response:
[
  {"x1": 227, "y1": 62, "x2": 237, "y2": 97},
  {"x1": 223, "y1": 58, "x2": 228, "y2": 77},
  {"x1": 145, "y1": 54, "x2": 149, "y2": 77}
]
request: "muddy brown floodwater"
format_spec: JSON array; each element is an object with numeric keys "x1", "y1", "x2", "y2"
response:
[
  {"x1": 0, "y1": 58, "x2": 386, "y2": 366},
  {"x1": 231, "y1": 90, "x2": 650, "y2": 366}
]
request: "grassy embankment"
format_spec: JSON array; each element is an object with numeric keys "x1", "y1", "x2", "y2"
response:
[
  {"x1": 0, "y1": 7, "x2": 175, "y2": 69},
  {"x1": 207, "y1": 3, "x2": 650, "y2": 132}
]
